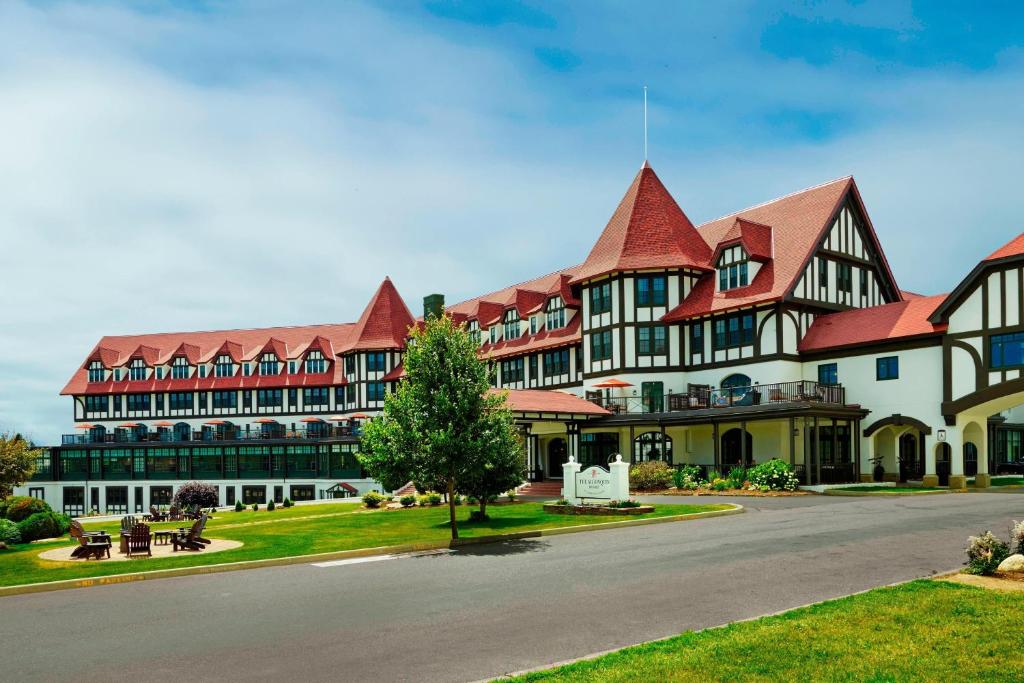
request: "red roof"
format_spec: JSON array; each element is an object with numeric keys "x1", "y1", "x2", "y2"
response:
[
  {"x1": 570, "y1": 162, "x2": 711, "y2": 284},
  {"x1": 985, "y1": 232, "x2": 1024, "y2": 261},
  {"x1": 341, "y1": 277, "x2": 415, "y2": 352},
  {"x1": 712, "y1": 217, "x2": 774, "y2": 263},
  {"x1": 663, "y1": 176, "x2": 892, "y2": 321},
  {"x1": 496, "y1": 389, "x2": 610, "y2": 416},
  {"x1": 479, "y1": 315, "x2": 581, "y2": 361},
  {"x1": 447, "y1": 267, "x2": 579, "y2": 321},
  {"x1": 799, "y1": 294, "x2": 948, "y2": 353}
]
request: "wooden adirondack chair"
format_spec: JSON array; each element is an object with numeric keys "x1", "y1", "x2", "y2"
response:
[
  {"x1": 168, "y1": 505, "x2": 182, "y2": 522},
  {"x1": 171, "y1": 513, "x2": 210, "y2": 552},
  {"x1": 124, "y1": 523, "x2": 152, "y2": 558},
  {"x1": 69, "y1": 520, "x2": 111, "y2": 560},
  {"x1": 147, "y1": 505, "x2": 167, "y2": 522}
]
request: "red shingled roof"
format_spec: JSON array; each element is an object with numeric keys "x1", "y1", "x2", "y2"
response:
[
  {"x1": 663, "y1": 176, "x2": 893, "y2": 321},
  {"x1": 479, "y1": 315, "x2": 581, "y2": 361},
  {"x1": 571, "y1": 162, "x2": 712, "y2": 284},
  {"x1": 340, "y1": 277, "x2": 415, "y2": 352},
  {"x1": 447, "y1": 267, "x2": 579, "y2": 320},
  {"x1": 497, "y1": 389, "x2": 610, "y2": 416},
  {"x1": 799, "y1": 294, "x2": 947, "y2": 353},
  {"x1": 985, "y1": 233, "x2": 1024, "y2": 261},
  {"x1": 712, "y1": 217, "x2": 774, "y2": 263}
]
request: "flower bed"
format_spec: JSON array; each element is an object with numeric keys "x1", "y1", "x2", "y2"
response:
[
  {"x1": 543, "y1": 503, "x2": 655, "y2": 515},
  {"x1": 640, "y1": 488, "x2": 809, "y2": 497}
]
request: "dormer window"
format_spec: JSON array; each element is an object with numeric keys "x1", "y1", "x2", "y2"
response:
[
  {"x1": 529, "y1": 315, "x2": 539, "y2": 335},
  {"x1": 305, "y1": 350, "x2": 326, "y2": 373},
  {"x1": 468, "y1": 320, "x2": 481, "y2": 344},
  {"x1": 545, "y1": 297, "x2": 565, "y2": 330},
  {"x1": 259, "y1": 353, "x2": 279, "y2": 376},
  {"x1": 215, "y1": 355, "x2": 234, "y2": 377},
  {"x1": 717, "y1": 246, "x2": 749, "y2": 291},
  {"x1": 87, "y1": 361, "x2": 104, "y2": 383},
  {"x1": 171, "y1": 356, "x2": 190, "y2": 379},
  {"x1": 129, "y1": 358, "x2": 147, "y2": 381},
  {"x1": 490, "y1": 326, "x2": 499, "y2": 345},
  {"x1": 503, "y1": 310, "x2": 520, "y2": 340}
]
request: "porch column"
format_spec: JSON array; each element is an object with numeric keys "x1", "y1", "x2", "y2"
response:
[
  {"x1": 976, "y1": 423, "x2": 991, "y2": 488},
  {"x1": 813, "y1": 416, "x2": 820, "y2": 486},
  {"x1": 740, "y1": 420, "x2": 747, "y2": 467},
  {"x1": 567, "y1": 422, "x2": 580, "y2": 463},
  {"x1": 860, "y1": 429, "x2": 874, "y2": 482},
  {"x1": 712, "y1": 422, "x2": 720, "y2": 473},
  {"x1": 947, "y1": 426, "x2": 966, "y2": 490},
  {"x1": 922, "y1": 431, "x2": 938, "y2": 487},
  {"x1": 660, "y1": 422, "x2": 668, "y2": 464},
  {"x1": 788, "y1": 417, "x2": 796, "y2": 468}
]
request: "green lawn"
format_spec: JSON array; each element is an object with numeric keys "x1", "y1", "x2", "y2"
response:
[
  {"x1": 0, "y1": 501, "x2": 727, "y2": 588},
  {"x1": 831, "y1": 485, "x2": 945, "y2": 493},
  {"x1": 510, "y1": 581, "x2": 1024, "y2": 682},
  {"x1": 986, "y1": 476, "x2": 1024, "y2": 487}
]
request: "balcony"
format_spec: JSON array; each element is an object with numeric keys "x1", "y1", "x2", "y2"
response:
[
  {"x1": 61, "y1": 425, "x2": 357, "y2": 446},
  {"x1": 588, "y1": 380, "x2": 847, "y2": 415}
]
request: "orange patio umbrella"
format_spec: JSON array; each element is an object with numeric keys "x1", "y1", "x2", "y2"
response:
[
  {"x1": 253, "y1": 417, "x2": 278, "y2": 424},
  {"x1": 153, "y1": 421, "x2": 175, "y2": 427},
  {"x1": 75, "y1": 423, "x2": 95, "y2": 429},
  {"x1": 592, "y1": 378, "x2": 633, "y2": 389},
  {"x1": 204, "y1": 419, "x2": 229, "y2": 426},
  {"x1": 299, "y1": 417, "x2": 324, "y2": 423},
  {"x1": 350, "y1": 413, "x2": 371, "y2": 420},
  {"x1": 117, "y1": 422, "x2": 143, "y2": 428}
]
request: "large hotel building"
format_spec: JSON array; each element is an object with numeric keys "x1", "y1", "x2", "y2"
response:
[{"x1": 17, "y1": 163, "x2": 1024, "y2": 515}]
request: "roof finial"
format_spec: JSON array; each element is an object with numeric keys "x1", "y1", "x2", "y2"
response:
[{"x1": 643, "y1": 85, "x2": 648, "y2": 164}]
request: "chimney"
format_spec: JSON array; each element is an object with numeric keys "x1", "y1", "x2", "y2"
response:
[{"x1": 423, "y1": 293, "x2": 445, "y2": 320}]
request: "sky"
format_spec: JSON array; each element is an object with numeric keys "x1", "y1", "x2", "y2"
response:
[{"x1": 2, "y1": 0, "x2": 1024, "y2": 444}]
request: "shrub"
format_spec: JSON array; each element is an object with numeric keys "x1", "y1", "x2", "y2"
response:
[
  {"x1": 267, "y1": 499, "x2": 276, "y2": 511},
  {"x1": 362, "y1": 491, "x2": 386, "y2": 509},
  {"x1": 427, "y1": 492, "x2": 442, "y2": 506},
  {"x1": 710, "y1": 478, "x2": 730, "y2": 491},
  {"x1": 251, "y1": 503, "x2": 259, "y2": 512},
  {"x1": 451, "y1": 494, "x2": 463, "y2": 506},
  {"x1": 416, "y1": 494, "x2": 431, "y2": 506},
  {"x1": 706, "y1": 469, "x2": 722, "y2": 483},
  {"x1": 0, "y1": 519, "x2": 21, "y2": 545},
  {"x1": 966, "y1": 531, "x2": 1011, "y2": 575},
  {"x1": 726, "y1": 466, "x2": 747, "y2": 490},
  {"x1": 282, "y1": 498, "x2": 293, "y2": 508},
  {"x1": 2, "y1": 496, "x2": 51, "y2": 523},
  {"x1": 608, "y1": 499, "x2": 641, "y2": 508},
  {"x1": 468, "y1": 510, "x2": 489, "y2": 522},
  {"x1": 234, "y1": 500, "x2": 244, "y2": 512},
  {"x1": 17, "y1": 511, "x2": 66, "y2": 542},
  {"x1": 506, "y1": 489, "x2": 517, "y2": 502},
  {"x1": 172, "y1": 481, "x2": 219, "y2": 510},
  {"x1": 747, "y1": 459, "x2": 799, "y2": 491},
  {"x1": 629, "y1": 461, "x2": 673, "y2": 491},
  {"x1": 555, "y1": 498, "x2": 570, "y2": 506},
  {"x1": 400, "y1": 494, "x2": 417, "y2": 508},
  {"x1": 673, "y1": 465, "x2": 704, "y2": 490}
]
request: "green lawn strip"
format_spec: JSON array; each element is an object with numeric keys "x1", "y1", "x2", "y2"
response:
[
  {"x1": 509, "y1": 581, "x2": 1024, "y2": 682},
  {"x1": 987, "y1": 477, "x2": 1024, "y2": 488},
  {"x1": 0, "y1": 502, "x2": 727, "y2": 588}
]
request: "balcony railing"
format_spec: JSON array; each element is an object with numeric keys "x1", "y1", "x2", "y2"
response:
[
  {"x1": 589, "y1": 381, "x2": 846, "y2": 415},
  {"x1": 61, "y1": 425, "x2": 357, "y2": 446}
]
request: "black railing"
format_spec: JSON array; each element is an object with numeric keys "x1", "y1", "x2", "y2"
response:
[
  {"x1": 589, "y1": 381, "x2": 846, "y2": 415},
  {"x1": 61, "y1": 425, "x2": 357, "y2": 445}
]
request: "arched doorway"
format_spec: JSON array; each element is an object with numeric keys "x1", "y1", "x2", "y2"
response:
[
  {"x1": 89, "y1": 425, "x2": 107, "y2": 443},
  {"x1": 964, "y1": 443, "x2": 979, "y2": 477},
  {"x1": 547, "y1": 438, "x2": 566, "y2": 478},
  {"x1": 898, "y1": 433, "x2": 922, "y2": 481},
  {"x1": 173, "y1": 422, "x2": 191, "y2": 442},
  {"x1": 936, "y1": 443, "x2": 951, "y2": 486},
  {"x1": 721, "y1": 428, "x2": 753, "y2": 470},
  {"x1": 634, "y1": 432, "x2": 672, "y2": 462}
]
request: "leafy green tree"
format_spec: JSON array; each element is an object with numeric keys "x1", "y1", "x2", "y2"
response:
[
  {"x1": 360, "y1": 315, "x2": 523, "y2": 538},
  {"x1": 457, "y1": 399, "x2": 524, "y2": 520},
  {"x1": 0, "y1": 433, "x2": 39, "y2": 500}
]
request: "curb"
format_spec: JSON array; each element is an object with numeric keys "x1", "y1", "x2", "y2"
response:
[
  {"x1": 0, "y1": 505, "x2": 743, "y2": 598},
  {"x1": 822, "y1": 489, "x2": 956, "y2": 497}
]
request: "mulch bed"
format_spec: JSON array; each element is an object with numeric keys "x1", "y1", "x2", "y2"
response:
[{"x1": 632, "y1": 488, "x2": 809, "y2": 497}]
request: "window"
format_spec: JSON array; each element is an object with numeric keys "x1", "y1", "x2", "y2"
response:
[
  {"x1": 150, "y1": 486, "x2": 173, "y2": 505},
  {"x1": 85, "y1": 395, "x2": 108, "y2": 413},
  {"x1": 345, "y1": 355, "x2": 356, "y2": 374},
  {"x1": 837, "y1": 263, "x2": 852, "y2": 294},
  {"x1": 690, "y1": 323, "x2": 703, "y2": 357},
  {"x1": 170, "y1": 356, "x2": 189, "y2": 379},
  {"x1": 717, "y1": 247, "x2": 749, "y2": 291},
  {"x1": 129, "y1": 358, "x2": 147, "y2": 381},
  {"x1": 637, "y1": 326, "x2": 667, "y2": 355},
  {"x1": 712, "y1": 312, "x2": 755, "y2": 349},
  {"x1": 169, "y1": 392, "x2": 194, "y2": 411},
  {"x1": 590, "y1": 330, "x2": 612, "y2": 361},
  {"x1": 305, "y1": 350, "x2": 326, "y2": 374},
  {"x1": 367, "y1": 352, "x2": 386, "y2": 372},
  {"x1": 818, "y1": 257, "x2": 828, "y2": 288},
  {"x1": 257, "y1": 389, "x2": 282, "y2": 407},
  {"x1": 215, "y1": 355, "x2": 234, "y2": 377},
  {"x1": 212, "y1": 391, "x2": 237, "y2": 409},
  {"x1": 859, "y1": 269, "x2": 868, "y2": 295},
  {"x1": 304, "y1": 387, "x2": 328, "y2": 406},
  {"x1": 367, "y1": 381, "x2": 385, "y2": 402},
  {"x1": 545, "y1": 297, "x2": 566, "y2": 330},
  {"x1": 636, "y1": 275, "x2": 667, "y2": 306},
  {"x1": 818, "y1": 363, "x2": 838, "y2": 386},
  {"x1": 225, "y1": 487, "x2": 236, "y2": 506},
  {"x1": 503, "y1": 310, "x2": 520, "y2": 340},
  {"x1": 543, "y1": 349, "x2": 570, "y2": 376},
  {"x1": 288, "y1": 360, "x2": 297, "y2": 374},
  {"x1": 156, "y1": 367, "x2": 163, "y2": 380},
  {"x1": 87, "y1": 361, "x2": 104, "y2": 383},
  {"x1": 501, "y1": 358, "x2": 524, "y2": 384},
  {"x1": 876, "y1": 356, "x2": 899, "y2": 381},
  {"x1": 991, "y1": 332, "x2": 1024, "y2": 369},
  {"x1": 259, "y1": 353, "x2": 279, "y2": 376},
  {"x1": 468, "y1": 320, "x2": 481, "y2": 344},
  {"x1": 243, "y1": 363, "x2": 251, "y2": 376},
  {"x1": 290, "y1": 485, "x2": 315, "y2": 501},
  {"x1": 242, "y1": 486, "x2": 267, "y2": 505},
  {"x1": 127, "y1": 393, "x2": 150, "y2": 412},
  {"x1": 529, "y1": 316, "x2": 538, "y2": 335},
  {"x1": 346, "y1": 384, "x2": 356, "y2": 403},
  {"x1": 590, "y1": 282, "x2": 612, "y2": 314},
  {"x1": 198, "y1": 365, "x2": 206, "y2": 378},
  {"x1": 490, "y1": 326, "x2": 499, "y2": 344},
  {"x1": 529, "y1": 354, "x2": 537, "y2": 381}
]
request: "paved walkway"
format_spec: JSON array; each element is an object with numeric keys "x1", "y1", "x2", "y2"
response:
[{"x1": 6, "y1": 492, "x2": 1022, "y2": 682}]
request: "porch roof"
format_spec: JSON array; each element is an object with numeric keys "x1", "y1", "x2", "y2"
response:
[{"x1": 589, "y1": 401, "x2": 869, "y2": 427}]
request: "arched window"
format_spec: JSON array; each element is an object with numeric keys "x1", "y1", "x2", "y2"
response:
[
  {"x1": 634, "y1": 432, "x2": 672, "y2": 462},
  {"x1": 720, "y1": 374, "x2": 752, "y2": 403}
]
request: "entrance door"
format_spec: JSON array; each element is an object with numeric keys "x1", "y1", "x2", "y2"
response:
[
  {"x1": 964, "y1": 443, "x2": 979, "y2": 477},
  {"x1": 547, "y1": 438, "x2": 567, "y2": 478},
  {"x1": 936, "y1": 443, "x2": 951, "y2": 486},
  {"x1": 641, "y1": 382, "x2": 664, "y2": 413},
  {"x1": 898, "y1": 433, "x2": 922, "y2": 481},
  {"x1": 720, "y1": 428, "x2": 753, "y2": 471}
]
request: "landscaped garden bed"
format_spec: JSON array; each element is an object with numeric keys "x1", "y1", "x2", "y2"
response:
[
  {"x1": 543, "y1": 502, "x2": 654, "y2": 515},
  {"x1": 629, "y1": 459, "x2": 805, "y2": 497}
]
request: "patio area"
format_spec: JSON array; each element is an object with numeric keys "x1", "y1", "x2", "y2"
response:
[{"x1": 39, "y1": 538, "x2": 242, "y2": 563}]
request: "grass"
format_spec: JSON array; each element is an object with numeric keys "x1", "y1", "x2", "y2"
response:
[
  {"x1": 0, "y1": 501, "x2": 727, "y2": 588},
  {"x1": 831, "y1": 485, "x2": 945, "y2": 493},
  {"x1": 986, "y1": 476, "x2": 1024, "y2": 487},
  {"x1": 510, "y1": 581, "x2": 1024, "y2": 682}
]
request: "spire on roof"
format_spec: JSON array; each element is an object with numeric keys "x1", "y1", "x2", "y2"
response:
[
  {"x1": 571, "y1": 164, "x2": 712, "y2": 284},
  {"x1": 344, "y1": 277, "x2": 415, "y2": 352}
]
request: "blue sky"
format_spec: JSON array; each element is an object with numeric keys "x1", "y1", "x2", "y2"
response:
[{"x1": 2, "y1": 0, "x2": 1024, "y2": 443}]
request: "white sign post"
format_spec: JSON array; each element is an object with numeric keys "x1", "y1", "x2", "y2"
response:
[{"x1": 563, "y1": 454, "x2": 630, "y2": 505}]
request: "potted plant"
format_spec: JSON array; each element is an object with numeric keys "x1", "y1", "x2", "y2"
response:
[{"x1": 871, "y1": 455, "x2": 885, "y2": 482}]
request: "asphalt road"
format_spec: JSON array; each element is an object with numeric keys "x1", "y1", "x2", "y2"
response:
[{"x1": 4, "y1": 492, "x2": 1023, "y2": 682}]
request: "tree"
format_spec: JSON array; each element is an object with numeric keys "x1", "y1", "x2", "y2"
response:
[
  {"x1": 0, "y1": 433, "x2": 39, "y2": 500},
  {"x1": 360, "y1": 315, "x2": 523, "y2": 539},
  {"x1": 458, "y1": 397, "x2": 525, "y2": 520},
  {"x1": 172, "y1": 481, "x2": 219, "y2": 509}
]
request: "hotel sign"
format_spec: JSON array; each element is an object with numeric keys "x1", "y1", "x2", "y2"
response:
[{"x1": 575, "y1": 465, "x2": 613, "y2": 500}]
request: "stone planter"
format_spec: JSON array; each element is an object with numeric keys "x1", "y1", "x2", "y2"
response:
[{"x1": 543, "y1": 503, "x2": 654, "y2": 515}]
